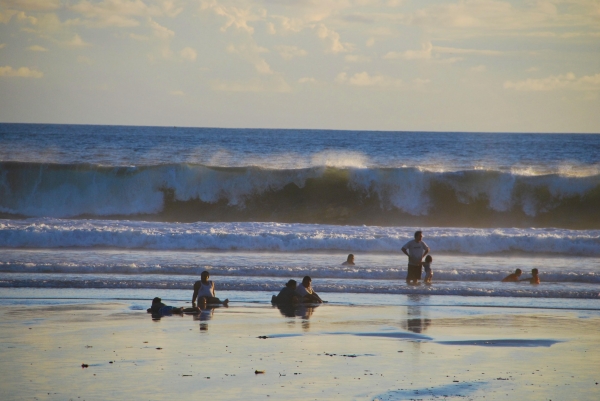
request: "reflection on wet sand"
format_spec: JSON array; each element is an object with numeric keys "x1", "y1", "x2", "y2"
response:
[
  {"x1": 273, "y1": 303, "x2": 319, "y2": 330},
  {"x1": 401, "y1": 294, "x2": 431, "y2": 335},
  {"x1": 193, "y1": 305, "x2": 216, "y2": 331}
]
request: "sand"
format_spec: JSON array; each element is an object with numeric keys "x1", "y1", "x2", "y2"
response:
[{"x1": 0, "y1": 299, "x2": 599, "y2": 401}]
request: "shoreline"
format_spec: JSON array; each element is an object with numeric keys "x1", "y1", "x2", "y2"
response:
[
  {"x1": 1, "y1": 288, "x2": 600, "y2": 310},
  {"x1": 1, "y1": 298, "x2": 598, "y2": 400}
]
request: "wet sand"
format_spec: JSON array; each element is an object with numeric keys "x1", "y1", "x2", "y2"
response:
[{"x1": 0, "y1": 300, "x2": 599, "y2": 400}]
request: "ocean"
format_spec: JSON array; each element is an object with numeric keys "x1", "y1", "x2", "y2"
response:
[{"x1": 1, "y1": 123, "x2": 599, "y2": 306}]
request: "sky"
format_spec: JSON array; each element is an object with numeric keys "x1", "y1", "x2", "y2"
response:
[{"x1": 1, "y1": 0, "x2": 599, "y2": 132}]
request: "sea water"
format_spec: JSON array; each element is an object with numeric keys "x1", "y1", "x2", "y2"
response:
[{"x1": 0, "y1": 124, "x2": 598, "y2": 307}]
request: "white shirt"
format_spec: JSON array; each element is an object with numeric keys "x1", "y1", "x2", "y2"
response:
[
  {"x1": 197, "y1": 280, "x2": 215, "y2": 297},
  {"x1": 402, "y1": 239, "x2": 430, "y2": 265},
  {"x1": 296, "y1": 284, "x2": 313, "y2": 297}
]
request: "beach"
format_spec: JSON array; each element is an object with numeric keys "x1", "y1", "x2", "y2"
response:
[
  {"x1": 1, "y1": 125, "x2": 599, "y2": 400},
  {"x1": 1, "y1": 290, "x2": 599, "y2": 401}
]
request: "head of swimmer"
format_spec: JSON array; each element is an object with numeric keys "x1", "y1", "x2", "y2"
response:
[
  {"x1": 347, "y1": 254, "x2": 354, "y2": 263},
  {"x1": 414, "y1": 231, "x2": 423, "y2": 242}
]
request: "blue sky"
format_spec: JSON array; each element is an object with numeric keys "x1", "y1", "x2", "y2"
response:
[{"x1": 1, "y1": 0, "x2": 599, "y2": 132}]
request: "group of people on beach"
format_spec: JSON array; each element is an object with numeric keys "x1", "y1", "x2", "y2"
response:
[
  {"x1": 271, "y1": 276, "x2": 324, "y2": 305},
  {"x1": 338, "y1": 231, "x2": 434, "y2": 285},
  {"x1": 148, "y1": 230, "x2": 539, "y2": 315},
  {"x1": 147, "y1": 270, "x2": 229, "y2": 316}
]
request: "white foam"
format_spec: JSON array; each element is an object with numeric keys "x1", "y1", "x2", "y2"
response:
[{"x1": 0, "y1": 219, "x2": 598, "y2": 256}]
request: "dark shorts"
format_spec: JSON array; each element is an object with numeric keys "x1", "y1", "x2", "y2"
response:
[{"x1": 406, "y1": 264, "x2": 422, "y2": 281}]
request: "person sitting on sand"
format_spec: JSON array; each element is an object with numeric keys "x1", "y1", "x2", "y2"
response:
[
  {"x1": 192, "y1": 271, "x2": 229, "y2": 307},
  {"x1": 521, "y1": 268, "x2": 540, "y2": 285},
  {"x1": 501, "y1": 269, "x2": 522, "y2": 282},
  {"x1": 342, "y1": 254, "x2": 355, "y2": 266},
  {"x1": 272, "y1": 279, "x2": 300, "y2": 304},
  {"x1": 147, "y1": 297, "x2": 198, "y2": 315},
  {"x1": 423, "y1": 255, "x2": 433, "y2": 284},
  {"x1": 296, "y1": 276, "x2": 323, "y2": 303}
]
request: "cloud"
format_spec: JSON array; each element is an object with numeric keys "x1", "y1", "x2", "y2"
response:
[
  {"x1": 336, "y1": 71, "x2": 402, "y2": 87},
  {"x1": 0, "y1": 43, "x2": 6, "y2": 49},
  {"x1": 383, "y1": 42, "x2": 432, "y2": 60},
  {"x1": 405, "y1": 0, "x2": 600, "y2": 35},
  {"x1": 201, "y1": 1, "x2": 264, "y2": 34},
  {"x1": 66, "y1": 33, "x2": 90, "y2": 47},
  {"x1": 316, "y1": 23, "x2": 352, "y2": 53},
  {"x1": 227, "y1": 42, "x2": 272, "y2": 74},
  {"x1": 1, "y1": 0, "x2": 61, "y2": 11},
  {"x1": 384, "y1": 42, "x2": 476, "y2": 63},
  {"x1": 68, "y1": 0, "x2": 181, "y2": 28},
  {"x1": 129, "y1": 33, "x2": 148, "y2": 41},
  {"x1": 470, "y1": 64, "x2": 486, "y2": 72},
  {"x1": 211, "y1": 76, "x2": 292, "y2": 92},
  {"x1": 180, "y1": 46, "x2": 197, "y2": 61},
  {"x1": 170, "y1": 90, "x2": 185, "y2": 96},
  {"x1": 27, "y1": 45, "x2": 48, "y2": 51},
  {"x1": 345, "y1": 54, "x2": 371, "y2": 63},
  {"x1": 149, "y1": 19, "x2": 174, "y2": 39},
  {"x1": 274, "y1": 45, "x2": 307, "y2": 60},
  {"x1": 270, "y1": 15, "x2": 305, "y2": 34},
  {"x1": 0, "y1": 65, "x2": 43, "y2": 78},
  {"x1": 434, "y1": 45, "x2": 503, "y2": 56},
  {"x1": 504, "y1": 72, "x2": 600, "y2": 91},
  {"x1": 298, "y1": 77, "x2": 316, "y2": 83}
]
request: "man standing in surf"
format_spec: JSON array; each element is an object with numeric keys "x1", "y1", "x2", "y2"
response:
[{"x1": 402, "y1": 231, "x2": 430, "y2": 284}]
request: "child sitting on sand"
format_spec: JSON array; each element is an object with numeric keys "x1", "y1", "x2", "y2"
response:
[
  {"x1": 423, "y1": 255, "x2": 433, "y2": 284},
  {"x1": 192, "y1": 271, "x2": 229, "y2": 307},
  {"x1": 521, "y1": 268, "x2": 540, "y2": 284}
]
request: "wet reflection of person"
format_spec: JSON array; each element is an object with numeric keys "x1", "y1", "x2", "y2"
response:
[
  {"x1": 402, "y1": 295, "x2": 431, "y2": 334},
  {"x1": 296, "y1": 304, "x2": 317, "y2": 331},
  {"x1": 193, "y1": 303, "x2": 215, "y2": 331}
]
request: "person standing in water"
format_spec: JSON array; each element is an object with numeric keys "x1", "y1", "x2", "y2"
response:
[
  {"x1": 192, "y1": 271, "x2": 229, "y2": 306},
  {"x1": 401, "y1": 231, "x2": 430, "y2": 284}
]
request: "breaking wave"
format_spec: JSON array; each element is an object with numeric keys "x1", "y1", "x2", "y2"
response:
[{"x1": 1, "y1": 162, "x2": 599, "y2": 228}]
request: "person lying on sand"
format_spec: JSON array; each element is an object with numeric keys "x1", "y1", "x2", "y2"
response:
[
  {"x1": 296, "y1": 276, "x2": 324, "y2": 303},
  {"x1": 501, "y1": 269, "x2": 522, "y2": 282},
  {"x1": 520, "y1": 268, "x2": 540, "y2": 284},
  {"x1": 146, "y1": 297, "x2": 198, "y2": 315},
  {"x1": 271, "y1": 279, "x2": 300, "y2": 304},
  {"x1": 192, "y1": 271, "x2": 229, "y2": 307},
  {"x1": 342, "y1": 254, "x2": 355, "y2": 265}
]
